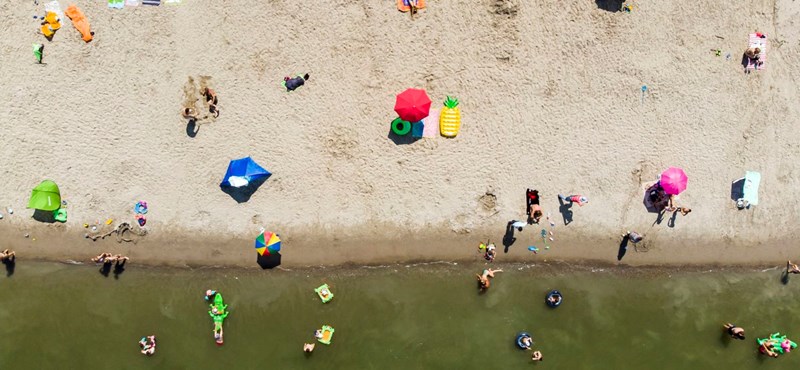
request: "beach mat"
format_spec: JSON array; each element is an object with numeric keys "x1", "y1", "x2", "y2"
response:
[
  {"x1": 746, "y1": 33, "x2": 767, "y2": 70},
  {"x1": 108, "y1": 0, "x2": 124, "y2": 9},
  {"x1": 422, "y1": 108, "x2": 439, "y2": 138},
  {"x1": 165, "y1": 0, "x2": 182, "y2": 4},
  {"x1": 125, "y1": 0, "x2": 140, "y2": 6},
  {"x1": 397, "y1": 0, "x2": 426, "y2": 12},
  {"x1": 142, "y1": 0, "x2": 161, "y2": 5}
]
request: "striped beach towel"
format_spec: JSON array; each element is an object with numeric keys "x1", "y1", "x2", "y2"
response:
[
  {"x1": 142, "y1": 0, "x2": 161, "y2": 5},
  {"x1": 746, "y1": 33, "x2": 767, "y2": 70},
  {"x1": 108, "y1": 0, "x2": 124, "y2": 9}
]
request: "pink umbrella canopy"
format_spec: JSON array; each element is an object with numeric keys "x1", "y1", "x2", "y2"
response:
[
  {"x1": 394, "y1": 88, "x2": 431, "y2": 123},
  {"x1": 660, "y1": 167, "x2": 688, "y2": 195}
]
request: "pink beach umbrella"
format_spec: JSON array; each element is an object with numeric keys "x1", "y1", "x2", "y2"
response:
[{"x1": 660, "y1": 167, "x2": 688, "y2": 195}]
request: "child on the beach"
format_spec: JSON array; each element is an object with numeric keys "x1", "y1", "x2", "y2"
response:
[{"x1": 559, "y1": 194, "x2": 588, "y2": 206}]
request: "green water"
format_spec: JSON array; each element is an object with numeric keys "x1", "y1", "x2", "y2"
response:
[{"x1": 0, "y1": 262, "x2": 798, "y2": 369}]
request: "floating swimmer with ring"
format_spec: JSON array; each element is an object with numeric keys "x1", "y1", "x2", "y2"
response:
[
  {"x1": 546, "y1": 290, "x2": 562, "y2": 308},
  {"x1": 515, "y1": 332, "x2": 533, "y2": 350}
]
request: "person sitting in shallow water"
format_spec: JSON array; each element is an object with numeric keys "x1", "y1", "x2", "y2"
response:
[
  {"x1": 788, "y1": 261, "x2": 800, "y2": 274},
  {"x1": 476, "y1": 268, "x2": 502, "y2": 291},
  {"x1": 723, "y1": 323, "x2": 745, "y2": 340},
  {"x1": 91, "y1": 252, "x2": 113, "y2": 263}
]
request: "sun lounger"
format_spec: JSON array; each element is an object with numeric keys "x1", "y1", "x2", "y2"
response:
[
  {"x1": 734, "y1": 171, "x2": 761, "y2": 208},
  {"x1": 746, "y1": 33, "x2": 767, "y2": 70}
]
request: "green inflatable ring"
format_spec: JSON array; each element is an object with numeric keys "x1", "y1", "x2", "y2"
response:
[
  {"x1": 391, "y1": 118, "x2": 411, "y2": 136},
  {"x1": 53, "y1": 208, "x2": 67, "y2": 223}
]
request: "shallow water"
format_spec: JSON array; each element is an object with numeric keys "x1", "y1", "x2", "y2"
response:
[{"x1": 0, "y1": 262, "x2": 798, "y2": 369}]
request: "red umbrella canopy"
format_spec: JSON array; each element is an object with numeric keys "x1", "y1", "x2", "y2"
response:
[{"x1": 394, "y1": 88, "x2": 432, "y2": 123}]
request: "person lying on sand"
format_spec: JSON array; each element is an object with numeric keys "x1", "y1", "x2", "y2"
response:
[
  {"x1": 724, "y1": 323, "x2": 745, "y2": 340},
  {"x1": 745, "y1": 47, "x2": 763, "y2": 65},
  {"x1": 788, "y1": 261, "x2": 800, "y2": 274},
  {"x1": 0, "y1": 249, "x2": 15, "y2": 261},
  {"x1": 91, "y1": 252, "x2": 113, "y2": 263},
  {"x1": 676, "y1": 207, "x2": 691, "y2": 216}
]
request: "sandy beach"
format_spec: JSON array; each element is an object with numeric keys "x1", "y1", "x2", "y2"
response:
[{"x1": 1, "y1": 0, "x2": 799, "y2": 268}]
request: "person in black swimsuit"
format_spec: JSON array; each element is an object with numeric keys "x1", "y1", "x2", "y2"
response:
[
  {"x1": 284, "y1": 74, "x2": 310, "y2": 92},
  {"x1": 724, "y1": 323, "x2": 745, "y2": 340}
]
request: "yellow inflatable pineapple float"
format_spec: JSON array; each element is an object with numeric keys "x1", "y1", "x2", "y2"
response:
[{"x1": 439, "y1": 96, "x2": 461, "y2": 138}]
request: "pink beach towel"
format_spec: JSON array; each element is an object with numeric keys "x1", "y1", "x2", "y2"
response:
[
  {"x1": 746, "y1": 33, "x2": 767, "y2": 70},
  {"x1": 422, "y1": 108, "x2": 440, "y2": 138},
  {"x1": 125, "y1": 0, "x2": 140, "y2": 6}
]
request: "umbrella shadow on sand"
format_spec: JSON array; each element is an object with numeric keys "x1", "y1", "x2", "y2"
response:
[
  {"x1": 387, "y1": 127, "x2": 420, "y2": 145},
  {"x1": 220, "y1": 176, "x2": 270, "y2": 203},
  {"x1": 257, "y1": 253, "x2": 282, "y2": 269},
  {"x1": 32, "y1": 209, "x2": 56, "y2": 223}
]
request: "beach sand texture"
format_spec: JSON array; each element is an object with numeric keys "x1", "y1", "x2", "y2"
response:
[{"x1": 1, "y1": 0, "x2": 799, "y2": 267}]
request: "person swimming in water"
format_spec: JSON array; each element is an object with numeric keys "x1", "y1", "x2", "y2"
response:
[
  {"x1": 531, "y1": 350, "x2": 543, "y2": 361},
  {"x1": 547, "y1": 294, "x2": 562, "y2": 306},
  {"x1": 723, "y1": 323, "x2": 745, "y2": 340},
  {"x1": 476, "y1": 268, "x2": 503, "y2": 291},
  {"x1": 303, "y1": 342, "x2": 315, "y2": 353},
  {"x1": 139, "y1": 335, "x2": 156, "y2": 356},
  {"x1": 760, "y1": 339, "x2": 779, "y2": 358},
  {"x1": 520, "y1": 335, "x2": 533, "y2": 349}
]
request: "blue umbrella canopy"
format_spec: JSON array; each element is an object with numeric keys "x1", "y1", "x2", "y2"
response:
[{"x1": 220, "y1": 157, "x2": 271, "y2": 188}]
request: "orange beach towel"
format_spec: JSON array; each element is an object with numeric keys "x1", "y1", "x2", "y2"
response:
[
  {"x1": 65, "y1": 4, "x2": 92, "y2": 42},
  {"x1": 397, "y1": 0, "x2": 426, "y2": 12}
]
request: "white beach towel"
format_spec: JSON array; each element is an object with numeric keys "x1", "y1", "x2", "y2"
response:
[
  {"x1": 125, "y1": 0, "x2": 141, "y2": 6},
  {"x1": 44, "y1": 1, "x2": 65, "y2": 24},
  {"x1": 164, "y1": 0, "x2": 182, "y2": 4},
  {"x1": 108, "y1": 0, "x2": 125, "y2": 9},
  {"x1": 142, "y1": 0, "x2": 161, "y2": 5}
]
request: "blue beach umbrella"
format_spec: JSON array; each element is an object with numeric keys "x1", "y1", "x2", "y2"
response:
[{"x1": 220, "y1": 157, "x2": 271, "y2": 188}]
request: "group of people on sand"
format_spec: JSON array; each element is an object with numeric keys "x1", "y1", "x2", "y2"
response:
[
  {"x1": 648, "y1": 182, "x2": 691, "y2": 216},
  {"x1": 182, "y1": 87, "x2": 220, "y2": 122},
  {"x1": 91, "y1": 252, "x2": 129, "y2": 265}
]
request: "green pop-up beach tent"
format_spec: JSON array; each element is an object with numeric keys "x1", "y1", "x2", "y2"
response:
[{"x1": 27, "y1": 180, "x2": 61, "y2": 211}]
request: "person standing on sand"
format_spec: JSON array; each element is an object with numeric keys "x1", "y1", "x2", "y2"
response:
[
  {"x1": 622, "y1": 231, "x2": 643, "y2": 244},
  {"x1": 201, "y1": 87, "x2": 220, "y2": 118},
  {"x1": 559, "y1": 194, "x2": 588, "y2": 206}
]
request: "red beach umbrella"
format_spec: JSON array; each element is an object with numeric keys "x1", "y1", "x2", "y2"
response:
[{"x1": 394, "y1": 88, "x2": 431, "y2": 123}]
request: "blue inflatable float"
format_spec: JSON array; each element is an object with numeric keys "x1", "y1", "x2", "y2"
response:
[
  {"x1": 546, "y1": 290, "x2": 562, "y2": 308},
  {"x1": 515, "y1": 332, "x2": 533, "y2": 349}
]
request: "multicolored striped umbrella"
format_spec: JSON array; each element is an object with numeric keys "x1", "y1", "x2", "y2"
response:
[{"x1": 255, "y1": 231, "x2": 281, "y2": 256}]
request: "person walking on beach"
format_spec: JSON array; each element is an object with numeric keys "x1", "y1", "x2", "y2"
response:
[
  {"x1": 723, "y1": 323, "x2": 745, "y2": 340},
  {"x1": 622, "y1": 231, "x2": 643, "y2": 244},
  {"x1": 559, "y1": 194, "x2": 588, "y2": 206},
  {"x1": 0, "y1": 249, "x2": 15, "y2": 262}
]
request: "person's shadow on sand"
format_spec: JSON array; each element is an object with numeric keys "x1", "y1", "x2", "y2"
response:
[
  {"x1": 558, "y1": 197, "x2": 573, "y2": 226},
  {"x1": 502, "y1": 221, "x2": 518, "y2": 253},
  {"x1": 617, "y1": 236, "x2": 629, "y2": 261},
  {"x1": 113, "y1": 260, "x2": 127, "y2": 279},
  {"x1": 2, "y1": 258, "x2": 15, "y2": 277},
  {"x1": 186, "y1": 120, "x2": 199, "y2": 138},
  {"x1": 667, "y1": 211, "x2": 679, "y2": 228}
]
